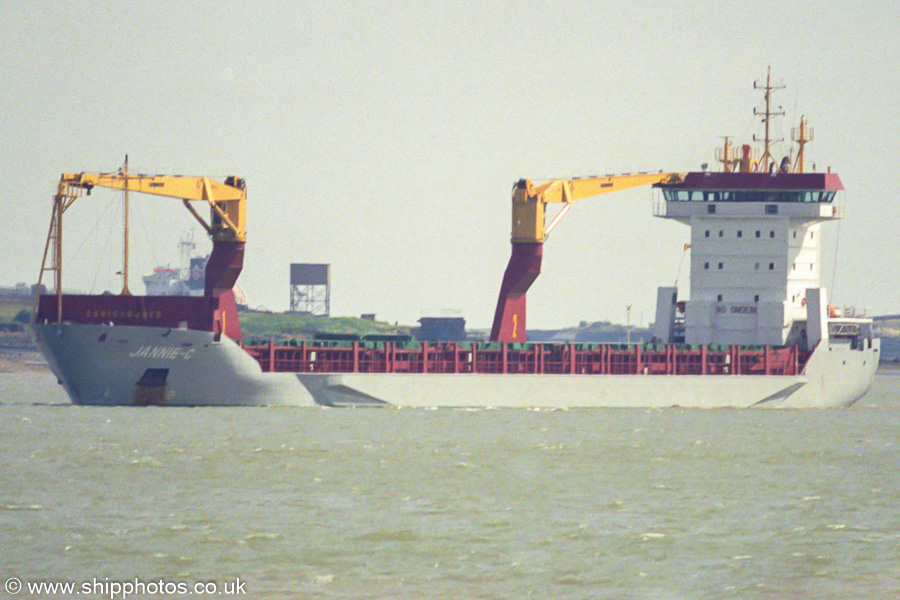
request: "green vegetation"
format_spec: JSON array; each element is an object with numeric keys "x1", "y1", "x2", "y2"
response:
[
  {"x1": 0, "y1": 296, "x2": 31, "y2": 322},
  {"x1": 238, "y1": 311, "x2": 410, "y2": 343},
  {"x1": 0, "y1": 297, "x2": 32, "y2": 344},
  {"x1": 528, "y1": 320, "x2": 653, "y2": 344}
]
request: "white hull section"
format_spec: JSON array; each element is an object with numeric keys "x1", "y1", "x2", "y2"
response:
[{"x1": 32, "y1": 323, "x2": 878, "y2": 409}]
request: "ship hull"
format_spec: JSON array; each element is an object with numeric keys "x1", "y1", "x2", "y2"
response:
[
  {"x1": 31, "y1": 323, "x2": 315, "y2": 407},
  {"x1": 31, "y1": 323, "x2": 878, "y2": 408}
]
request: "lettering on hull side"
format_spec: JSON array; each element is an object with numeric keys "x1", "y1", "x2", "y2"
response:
[{"x1": 128, "y1": 346, "x2": 196, "y2": 360}]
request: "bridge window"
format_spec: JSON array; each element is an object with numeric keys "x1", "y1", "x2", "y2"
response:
[
  {"x1": 745, "y1": 192, "x2": 765, "y2": 202},
  {"x1": 665, "y1": 189, "x2": 836, "y2": 203}
]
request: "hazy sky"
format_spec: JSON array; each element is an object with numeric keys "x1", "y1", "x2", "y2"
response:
[{"x1": 2, "y1": 1, "x2": 898, "y2": 329}]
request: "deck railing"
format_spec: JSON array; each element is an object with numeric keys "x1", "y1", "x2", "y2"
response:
[{"x1": 242, "y1": 341, "x2": 808, "y2": 377}]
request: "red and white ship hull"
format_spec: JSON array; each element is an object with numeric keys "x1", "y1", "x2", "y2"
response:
[{"x1": 32, "y1": 323, "x2": 878, "y2": 409}]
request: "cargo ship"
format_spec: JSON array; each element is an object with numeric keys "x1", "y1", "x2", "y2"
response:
[{"x1": 30, "y1": 76, "x2": 879, "y2": 407}]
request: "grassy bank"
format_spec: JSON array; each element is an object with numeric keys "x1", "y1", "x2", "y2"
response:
[
  {"x1": 0, "y1": 296, "x2": 31, "y2": 324},
  {"x1": 238, "y1": 311, "x2": 410, "y2": 343}
]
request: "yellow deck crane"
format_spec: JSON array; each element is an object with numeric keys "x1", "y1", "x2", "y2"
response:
[
  {"x1": 490, "y1": 171, "x2": 683, "y2": 342},
  {"x1": 34, "y1": 158, "x2": 247, "y2": 331}
]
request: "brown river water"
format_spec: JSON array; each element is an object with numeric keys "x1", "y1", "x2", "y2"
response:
[{"x1": 1, "y1": 372, "x2": 898, "y2": 599}]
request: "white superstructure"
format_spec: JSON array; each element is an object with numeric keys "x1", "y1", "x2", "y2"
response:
[{"x1": 653, "y1": 172, "x2": 843, "y2": 348}]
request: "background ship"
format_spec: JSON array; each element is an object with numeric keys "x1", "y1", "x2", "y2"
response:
[
  {"x1": 141, "y1": 231, "x2": 207, "y2": 298},
  {"x1": 30, "y1": 78, "x2": 879, "y2": 407}
]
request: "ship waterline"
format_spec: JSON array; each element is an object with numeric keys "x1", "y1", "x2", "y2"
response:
[{"x1": 32, "y1": 323, "x2": 878, "y2": 408}]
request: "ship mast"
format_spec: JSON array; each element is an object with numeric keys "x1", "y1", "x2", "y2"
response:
[
  {"x1": 716, "y1": 136, "x2": 734, "y2": 172},
  {"x1": 753, "y1": 66, "x2": 785, "y2": 173},
  {"x1": 178, "y1": 229, "x2": 197, "y2": 279},
  {"x1": 121, "y1": 155, "x2": 132, "y2": 295},
  {"x1": 791, "y1": 117, "x2": 814, "y2": 173}
]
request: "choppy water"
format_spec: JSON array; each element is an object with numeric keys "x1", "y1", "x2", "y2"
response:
[{"x1": 1, "y1": 373, "x2": 899, "y2": 599}]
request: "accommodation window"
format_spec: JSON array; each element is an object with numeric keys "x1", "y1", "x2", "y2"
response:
[
  {"x1": 705, "y1": 230, "x2": 710, "y2": 238},
  {"x1": 704, "y1": 262, "x2": 709, "y2": 270},
  {"x1": 737, "y1": 230, "x2": 743, "y2": 238},
  {"x1": 755, "y1": 262, "x2": 760, "y2": 270},
  {"x1": 717, "y1": 294, "x2": 723, "y2": 302},
  {"x1": 754, "y1": 294, "x2": 759, "y2": 302},
  {"x1": 707, "y1": 204, "x2": 716, "y2": 214},
  {"x1": 755, "y1": 230, "x2": 761, "y2": 238},
  {"x1": 769, "y1": 231, "x2": 775, "y2": 238},
  {"x1": 793, "y1": 231, "x2": 797, "y2": 239},
  {"x1": 719, "y1": 230, "x2": 724, "y2": 237},
  {"x1": 768, "y1": 262, "x2": 774, "y2": 270},
  {"x1": 718, "y1": 262, "x2": 723, "y2": 270}
]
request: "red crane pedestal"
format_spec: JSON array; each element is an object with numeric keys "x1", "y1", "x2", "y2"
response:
[{"x1": 489, "y1": 243, "x2": 543, "y2": 342}]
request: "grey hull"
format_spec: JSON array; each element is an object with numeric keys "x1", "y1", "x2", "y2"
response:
[
  {"x1": 32, "y1": 323, "x2": 314, "y2": 406},
  {"x1": 32, "y1": 323, "x2": 878, "y2": 408}
]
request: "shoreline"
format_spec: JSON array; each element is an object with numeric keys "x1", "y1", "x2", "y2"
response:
[{"x1": 0, "y1": 348, "x2": 49, "y2": 373}]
